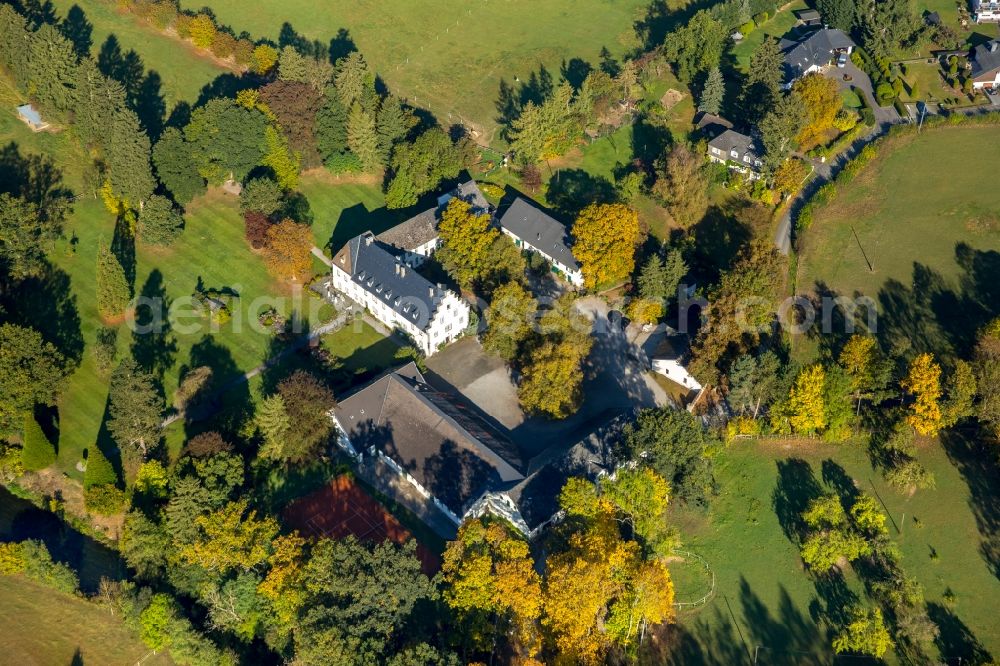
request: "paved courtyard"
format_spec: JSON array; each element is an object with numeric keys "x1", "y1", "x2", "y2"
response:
[{"x1": 425, "y1": 296, "x2": 667, "y2": 469}]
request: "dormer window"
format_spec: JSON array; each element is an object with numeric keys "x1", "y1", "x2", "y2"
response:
[{"x1": 730, "y1": 149, "x2": 738, "y2": 158}]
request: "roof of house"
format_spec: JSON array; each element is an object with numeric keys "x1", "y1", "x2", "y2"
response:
[
  {"x1": 441, "y1": 179, "x2": 490, "y2": 214},
  {"x1": 782, "y1": 28, "x2": 855, "y2": 80},
  {"x1": 503, "y1": 416, "x2": 624, "y2": 530},
  {"x1": 336, "y1": 363, "x2": 526, "y2": 515},
  {"x1": 695, "y1": 111, "x2": 734, "y2": 138},
  {"x1": 376, "y1": 180, "x2": 490, "y2": 253},
  {"x1": 652, "y1": 334, "x2": 691, "y2": 361},
  {"x1": 16, "y1": 104, "x2": 44, "y2": 126},
  {"x1": 376, "y1": 208, "x2": 439, "y2": 252},
  {"x1": 971, "y1": 40, "x2": 1000, "y2": 79},
  {"x1": 497, "y1": 197, "x2": 580, "y2": 271},
  {"x1": 924, "y1": 10, "x2": 942, "y2": 25},
  {"x1": 796, "y1": 8, "x2": 822, "y2": 21},
  {"x1": 707, "y1": 129, "x2": 762, "y2": 163},
  {"x1": 332, "y1": 232, "x2": 448, "y2": 331}
]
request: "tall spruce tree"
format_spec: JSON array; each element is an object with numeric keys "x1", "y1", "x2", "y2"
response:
[
  {"x1": 699, "y1": 67, "x2": 725, "y2": 115},
  {"x1": 107, "y1": 357, "x2": 163, "y2": 463},
  {"x1": 347, "y1": 102, "x2": 380, "y2": 171}
]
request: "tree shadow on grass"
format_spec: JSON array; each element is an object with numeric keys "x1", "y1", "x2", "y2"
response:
[
  {"x1": 1, "y1": 264, "x2": 84, "y2": 367},
  {"x1": 545, "y1": 168, "x2": 617, "y2": 219},
  {"x1": 59, "y1": 4, "x2": 92, "y2": 58},
  {"x1": 0, "y1": 141, "x2": 74, "y2": 224},
  {"x1": 927, "y1": 602, "x2": 994, "y2": 664},
  {"x1": 772, "y1": 458, "x2": 824, "y2": 545},
  {"x1": 939, "y1": 427, "x2": 1000, "y2": 581},
  {"x1": 178, "y1": 335, "x2": 252, "y2": 443},
  {"x1": 325, "y1": 202, "x2": 412, "y2": 254},
  {"x1": 131, "y1": 269, "x2": 177, "y2": 383},
  {"x1": 689, "y1": 203, "x2": 753, "y2": 284}
]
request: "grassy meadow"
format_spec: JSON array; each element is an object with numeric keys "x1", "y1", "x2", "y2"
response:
[
  {"x1": 50, "y1": 0, "x2": 227, "y2": 108},
  {"x1": 730, "y1": 0, "x2": 808, "y2": 72},
  {"x1": 175, "y1": 0, "x2": 650, "y2": 141},
  {"x1": 0, "y1": 575, "x2": 173, "y2": 665},
  {"x1": 795, "y1": 125, "x2": 1000, "y2": 361},
  {"x1": 661, "y1": 435, "x2": 1000, "y2": 665}
]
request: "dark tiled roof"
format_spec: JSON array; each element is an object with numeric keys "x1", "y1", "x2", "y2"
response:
[
  {"x1": 443, "y1": 180, "x2": 490, "y2": 214},
  {"x1": 652, "y1": 334, "x2": 690, "y2": 361},
  {"x1": 504, "y1": 416, "x2": 625, "y2": 530},
  {"x1": 797, "y1": 8, "x2": 821, "y2": 21},
  {"x1": 695, "y1": 112, "x2": 734, "y2": 138},
  {"x1": 708, "y1": 129, "x2": 762, "y2": 165},
  {"x1": 971, "y1": 40, "x2": 1000, "y2": 79},
  {"x1": 336, "y1": 363, "x2": 525, "y2": 515},
  {"x1": 376, "y1": 208, "x2": 438, "y2": 252},
  {"x1": 782, "y1": 29, "x2": 855, "y2": 80},
  {"x1": 497, "y1": 197, "x2": 580, "y2": 271},
  {"x1": 332, "y1": 232, "x2": 445, "y2": 331}
]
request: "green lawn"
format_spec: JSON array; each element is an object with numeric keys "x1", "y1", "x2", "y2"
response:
[
  {"x1": 321, "y1": 320, "x2": 400, "y2": 374},
  {"x1": 176, "y1": 0, "x2": 649, "y2": 142},
  {"x1": 49, "y1": 0, "x2": 227, "y2": 107},
  {"x1": 796, "y1": 125, "x2": 1000, "y2": 361},
  {"x1": 0, "y1": 575, "x2": 173, "y2": 665},
  {"x1": 664, "y1": 436, "x2": 1000, "y2": 665},
  {"x1": 731, "y1": 0, "x2": 808, "y2": 72}
]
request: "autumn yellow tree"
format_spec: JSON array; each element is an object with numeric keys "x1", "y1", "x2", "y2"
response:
[
  {"x1": 772, "y1": 158, "x2": 808, "y2": 197},
  {"x1": 786, "y1": 364, "x2": 827, "y2": 435},
  {"x1": 251, "y1": 44, "x2": 279, "y2": 75},
  {"x1": 188, "y1": 14, "x2": 216, "y2": 49},
  {"x1": 179, "y1": 499, "x2": 280, "y2": 574},
  {"x1": 440, "y1": 519, "x2": 543, "y2": 660},
  {"x1": 793, "y1": 73, "x2": 841, "y2": 149},
  {"x1": 436, "y1": 198, "x2": 498, "y2": 290},
  {"x1": 263, "y1": 219, "x2": 313, "y2": 280},
  {"x1": 901, "y1": 353, "x2": 943, "y2": 436},
  {"x1": 517, "y1": 339, "x2": 589, "y2": 418},
  {"x1": 257, "y1": 532, "x2": 307, "y2": 642},
  {"x1": 571, "y1": 203, "x2": 643, "y2": 288}
]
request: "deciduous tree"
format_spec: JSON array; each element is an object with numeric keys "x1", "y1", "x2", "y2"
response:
[
  {"x1": 179, "y1": 499, "x2": 279, "y2": 574},
  {"x1": 436, "y1": 198, "x2": 498, "y2": 290},
  {"x1": 482, "y1": 282, "x2": 537, "y2": 362},
  {"x1": 652, "y1": 144, "x2": 709, "y2": 230},
  {"x1": 263, "y1": 219, "x2": 313, "y2": 281},
  {"x1": 152, "y1": 127, "x2": 205, "y2": 204},
  {"x1": 662, "y1": 10, "x2": 726, "y2": 83},
  {"x1": 793, "y1": 73, "x2": 842, "y2": 149},
  {"x1": 785, "y1": 364, "x2": 827, "y2": 435},
  {"x1": 901, "y1": 353, "x2": 942, "y2": 436},
  {"x1": 137, "y1": 194, "x2": 183, "y2": 246},
  {"x1": 833, "y1": 605, "x2": 894, "y2": 658},
  {"x1": 572, "y1": 202, "x2": 642, "y2": 288}
]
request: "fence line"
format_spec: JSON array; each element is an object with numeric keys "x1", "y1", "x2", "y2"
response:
[{"x1": 671, "y1": 548, "x2": 716, "y2": 610}]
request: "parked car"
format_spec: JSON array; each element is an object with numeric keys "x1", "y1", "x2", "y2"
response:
[{"x1": 837, "y1": 52, "x2": 848, "y2": 68}]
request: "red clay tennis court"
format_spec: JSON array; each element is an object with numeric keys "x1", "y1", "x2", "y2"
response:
[{"x1": 283, "y1": 475, "x2": 440, "y2": 575}]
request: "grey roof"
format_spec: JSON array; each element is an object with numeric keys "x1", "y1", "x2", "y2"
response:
[
  {"x1": 376, "y1": 208, "x2": 438, "y2": 252},
  {"x1": 497, "y1": 197, "x2": 580, "y2": 271},
  {"x1": 336, "y1": 363, "x2": 526, "y2": 515},
  {"x1": 707, "y1": 129, "x2": 762, "y2": 165},
  {"x1": 332, "y1": 232, "x2": 448, "y2": 331},
  {"x1": 652, "y1": 334, "x2": 690, "y2": 361},
  {"x1": 16, "y1": 104, "x2": 43, "y2": 126},
  {"x1": 377, "y1": 180, "x2": 491, "y2": 253},
  {"x1": 440, "y1": 180, "x2": 490, "y2": 214},
  {"x1": 504, "y1": 416, "x2": 624, "y2": 530},
  {"x1": 797, "y1": 8, "x2": 821, "y2": 21},
  {"x1": 971, "y1": 40, "x2": 1000, "y2": 79},
  {"x1": 782, "y1": 29, "x2": 855, "y2": 80}
]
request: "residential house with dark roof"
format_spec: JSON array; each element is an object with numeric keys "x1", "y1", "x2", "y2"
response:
[
  {"x1": 970, "y1": 39, "x2": 1000, "y2": 89},
  {"x1": 974, "y1": 0, "x2": 1000, "y2": 22},
  {"x1": 376, "y1": 180, "x2": 491, "y2": 268},
  {"x1": 780, "y1": 28, "x2": 855, "y2": 87},
  {"x1": 706, "y1": 129, "x2": 764, "y2": 179},
  {"x1": 333, "y1": 362, "x2": 624, "y2": 536},
  {"x1": 333, "y1": 363, "x2": 527, "y2": 524},
  {"x1": 497, "y1": 196, "x2": 583, "y2": 287},
  {"x1": 796, "y1": 8, "x2": 822, "y2": 26},
  {"x1": 330, "y1": 232, "x2": 470, "y2": 355}
]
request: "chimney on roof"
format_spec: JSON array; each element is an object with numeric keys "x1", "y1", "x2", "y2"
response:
[
  {"x1": 429, "y1": 286, "x2": 435, "y2": 298},
  {"x1": 364, "y1": 234, "x2": 373, "y2": 246},
  {"x1": 400, "y1": 265, "x2": 406, "y2": 277},
  {"x1": 395, "y1": 264, "x2": 400, "y2": 275}
]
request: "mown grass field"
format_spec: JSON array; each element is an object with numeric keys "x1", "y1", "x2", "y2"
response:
[
  {"x1": 796, "y1": 125, "x2": 1000, "y2": 360},
  {"x1": 0, "y1": 575, "x2": 173, "y2": 665},
  {"x1": 176, "y1": 0, "x2": 649, "y2": 141},
  {"x1": 663, "y1": 436, "x2": 1000, "y2": 665},
  {"x1": 49, "y1": 0, "x2": 227, "y2": 107}
]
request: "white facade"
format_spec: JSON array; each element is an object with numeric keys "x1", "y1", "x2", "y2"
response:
[
  {"x1": 501, "y1": 228, "x2": 585, "y2": 287},
  {"x1": 973, "y1": 69, "x2": 1000, "y2": 89},
  {"x1": 398, "y1": 237, "x2": 440, "y2": 268},
  {"x1": 707, "y1": 146, "x2": 763, "y2": 181},
  {"x1": 651, "y1": 357, "x2": 703, "y2": 392},
  {"x1": 975, "y1": 0, "x2": 1000, "y2": 22},
  {"x1": 330, "y1": 260, "x2": 470, "y2": 356}
]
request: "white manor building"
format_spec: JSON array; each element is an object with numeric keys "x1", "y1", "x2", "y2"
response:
[
  {"x1": 974, "y1": 0, "x2": 1000, "y2": 22},
  {"x1": 331, "y1": 232, "x2": 470, "y2": 356},
  {"x1": 497, "y1": 196, "x2": 584, "y2": 287}
]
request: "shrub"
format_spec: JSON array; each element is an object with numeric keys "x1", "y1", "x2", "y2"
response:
[
  {"x1": 0, "y1": 542, "x2": 24, "y2": 574},
  {"x1": 813, "y1": 182, "x2": 837, "y2": 206},
  {"x1": 140, "y1": 593, "x2": 176, "y2": 650},
  {"x1": 893, "y1": 98, "x2": 908, "y2": 117},
  {"x1": 251, "y1": 44, "x2": 279, "y2": 75},
  {"x1": 739, "y1": 21, "x2": 755, "y2": 35},
  {"x1": 209, "y1": 31, "x2": 237, "y2": 59},
  {"x1": 796, "y1": 202, "x2": 815, "y2": 231},
  {"x1": 753, "y1": 11, "x2": 769, "y2": 23},
  {"x1": 149, "y1": 1, "x2": 177, "y2": 28},
  {"x1": 875, "y1": 81, "x2": 896, "y2": 104},
  {"x1": 85, "y1": 484, "x2": 127, "y2": 515},
  {"x1": 233, "y1": 39, "x2": 253, "y2": 66},
  {"x1": 885, "y1": 459, "x2": 936, "y2": 491},
  {"x1": 84, "y1": 444, "x2": 118, "y2": 489},
  {"x1": 138, "y1": 194, "x2": 184, "y2": 246},
  {"x1": 133, "y1": 460, "x2": 169, "y2": 498},
  {"x1": 244, "y1": 212, "x2": 272, "y2": 250},
  {"x1": 478, "y1": 182, "x2": 505, "y2": 200},
  {"x1": 726, "y1": 416, "x2": 763, "y2": 443},
  {"x1": 21, "y1": 412, "x2": 56, "y2": 471},
  {"x1": 188, "y1": 14, "x2": 216, "y2": 48},
  {"x1": 92, "y1": 326, "x2": 119, "y2": 374},
  {"x1": 174, "y1": 13, "x2": 193, "y2": 38},
  {"x1": 183, "y1": 431, "x2": 233, "y2": 458},
  {"x1": 0, "y1": 440, "x2": 24, "y2": 483},
  {"x1": 19, "y1": 540, "x2": 79, "y2": 594},
  {"x1": 240, "y1": 177, "x2": 283, "y2": 215}
]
